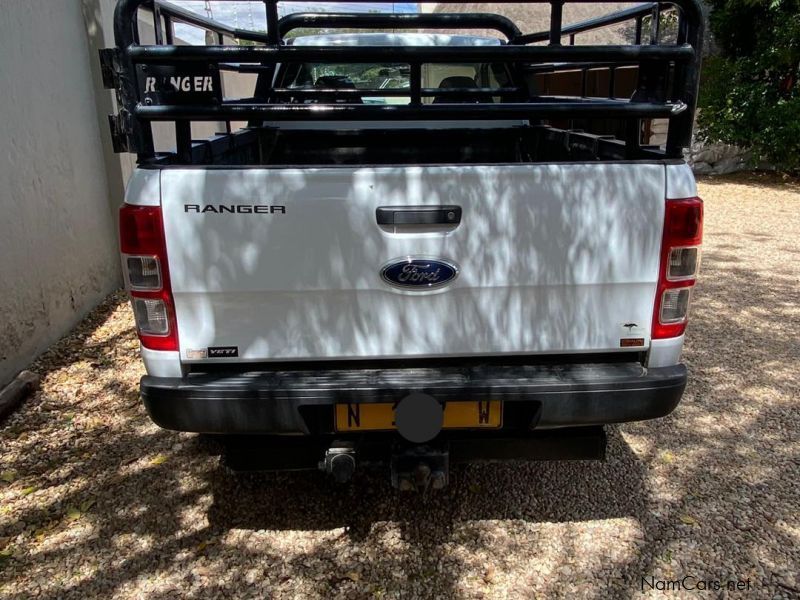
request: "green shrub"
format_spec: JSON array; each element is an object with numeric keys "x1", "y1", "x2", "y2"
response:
[{"x1": 697, "y1": 0, "x2": 800, "y2": 171}]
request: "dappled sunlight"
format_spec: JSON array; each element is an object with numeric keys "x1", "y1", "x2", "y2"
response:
[
  {"x1": 1, "y1": 175, "x2": 798, "y2": 597},
  {"x1": 163, "y1": 162, "x2": 664, "y2": 364}
]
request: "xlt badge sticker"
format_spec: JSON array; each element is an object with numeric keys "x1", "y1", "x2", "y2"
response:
[
  {"x1": 619, "y1": 322, "x2": 646, "y2": 348},
  {"x1": 208, "y1": 346, "x2": 239, "y2": 358}
]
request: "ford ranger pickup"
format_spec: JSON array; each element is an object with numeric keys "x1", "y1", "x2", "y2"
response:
[{"x1": 103, "y1": 0, "x2": 704, "y2": 489}]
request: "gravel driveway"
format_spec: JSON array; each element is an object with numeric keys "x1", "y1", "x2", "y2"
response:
[{"x1": 1, "y1": 173, "x2": 798, "y2": 599}]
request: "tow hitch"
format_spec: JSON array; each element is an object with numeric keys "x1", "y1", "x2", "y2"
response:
[
  {"x1": 320, "y1": 442, "x2": 357, "y2": 483},
  {"x1": 230, "y1": 428, "x2": 605, "y2": 489},
  {"x1": 320, "y1": 441, "x2": 451, "y2": 491},
  {"x1": 391, "y1": 444, "x2": 449, "y2": 492}
]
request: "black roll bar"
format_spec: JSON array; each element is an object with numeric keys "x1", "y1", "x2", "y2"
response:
[
  {"x1": 513, "y1": 2, "x2": 658, "y2": 44},
  {"x1": 277, "y1": 12, "x2": 523, "y2": 41},
  {"x1": 107, "y1": 0, "x2": 704, "y2": 162},
  {"x1": 126, "y1": 43, "x2": 694, "y2": 64},
  {"x1": 146, "y1": 0, "x2": 270, "y2": 44},
  {"x1": 135, "y1": 100, "x2": 685, "y2": 121}
]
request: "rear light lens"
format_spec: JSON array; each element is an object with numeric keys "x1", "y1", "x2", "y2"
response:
[
  {"x1": 124, "y1": 255, "x2": 162, "y2": 290},
  {"x1": 659, "y1": 287, "x2": 691, "y2": 323},
  {"x1": 120, "y1": 204, "x2": 178, "y2": 351},
  {"x1": 667, "y1": 247, "x2": 700, "y2": 280},
  {"x1": 132, "y1": 298, "x2": 170, "y2": 335},
  {"x1": 652, "y1": 197, "x2": 703, "y2": 339},
  {"x1": 120, "y1": 205, "x2": 165, "y2": 254}
]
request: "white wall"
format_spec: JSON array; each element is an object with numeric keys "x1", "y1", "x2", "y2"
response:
[{"x1": 0, "y1": 1, "x2": 122, "y2": 386}]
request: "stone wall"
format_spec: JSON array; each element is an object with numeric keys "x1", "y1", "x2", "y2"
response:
[{"x1": 686, "y1": 141, "x2": 752, "y2": 175}]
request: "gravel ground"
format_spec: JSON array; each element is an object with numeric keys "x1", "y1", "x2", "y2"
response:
[{"x1": 1, "y1": 173, "x2": 798, "y2": 599}]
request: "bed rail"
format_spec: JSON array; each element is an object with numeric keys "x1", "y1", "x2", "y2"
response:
[
  {"x1": 101, "y1": 0, "x2": 704, "y2": 163},
  {"x1": 278, "y1": 12, "x2": 524, "y2": 41}
]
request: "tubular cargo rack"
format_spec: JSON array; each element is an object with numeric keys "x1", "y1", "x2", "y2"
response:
[{"x1": 101, "y1": 0, "x2": 704, "y2": 163}]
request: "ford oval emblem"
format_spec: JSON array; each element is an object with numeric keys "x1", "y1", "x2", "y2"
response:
[{"x1": 380, "y1": 257, "x2": 459, "y2": 290}]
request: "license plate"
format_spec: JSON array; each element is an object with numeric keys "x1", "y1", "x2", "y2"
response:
[{"x1": 335, "y1": 400, "x2": 502, "y2": 432}]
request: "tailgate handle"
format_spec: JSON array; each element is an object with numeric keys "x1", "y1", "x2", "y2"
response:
[{"x1": 376, "y1": 205, "x2": 462, "y2": 226}]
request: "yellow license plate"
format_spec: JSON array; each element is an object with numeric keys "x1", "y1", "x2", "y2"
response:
[{"x1": 335, "y1": 400, "x2": 502, "y2": 432}]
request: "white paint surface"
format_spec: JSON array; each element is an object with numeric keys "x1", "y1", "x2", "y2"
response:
[
  {"x1": 666, "y1": 163, "x2": 698, "y2": 199},
  {"x1": 154, "y1": 163, "x2": 668, "y2": 363}
]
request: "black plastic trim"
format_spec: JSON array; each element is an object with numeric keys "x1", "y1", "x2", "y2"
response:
[
  {"x1": 376, "y1": 205, "x2": 462, "y2": 226},
  {"x1": 141, "y1": 363, "x2": 687, "y2": 434},
  {"x1": 144, "y1": 158, "x2": 687, "y2": 170},
  {"x1": 220, "y1": 427, "x2": 608, "y2": 471}
]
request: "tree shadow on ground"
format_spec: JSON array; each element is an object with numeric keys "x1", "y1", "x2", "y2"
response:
[
  {"x1": 206, "y1": 428, "x2": 647, "y2": 534},
  {"x1": 2, "y1": 174, "x2": 799, "y2": 598},
  {"x1": 201, "y1": 427, "x2": 650, "y2": 598},
  {"x1": 0, "y1": 294, "x2": 654, "y2": 599}
]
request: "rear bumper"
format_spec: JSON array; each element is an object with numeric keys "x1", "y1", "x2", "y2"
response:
[{"x1": 141, "y1": 362, "x2": 687, "y2": 434}]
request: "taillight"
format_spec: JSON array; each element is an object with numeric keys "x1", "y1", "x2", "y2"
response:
[
  {"x1": 119, "y1": 204, "x2": 178, "y2": 351},
  {"x1": 652, "y1": 197, "x2": 703, "y2": 339}
]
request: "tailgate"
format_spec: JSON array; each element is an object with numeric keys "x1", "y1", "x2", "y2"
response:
[{"x1": 160, "y1": 163, "x2": 664, "y2": 363}]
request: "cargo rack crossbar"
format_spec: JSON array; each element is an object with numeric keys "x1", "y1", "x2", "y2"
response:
[{"x1": 102, "y1": 0, "x2": 704, "y2": 162}]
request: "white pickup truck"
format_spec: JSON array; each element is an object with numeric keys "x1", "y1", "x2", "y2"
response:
[{"x1": 106, "y1": 0, "x2": 704, "y2": 488}]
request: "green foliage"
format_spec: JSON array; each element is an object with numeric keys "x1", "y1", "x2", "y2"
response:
[
  {"x1": 621, "y1": 10, "x2": 679, "y2": 44},
  {"x1": 697, "y1": 0, "x2": 800, "y2": 171}
]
